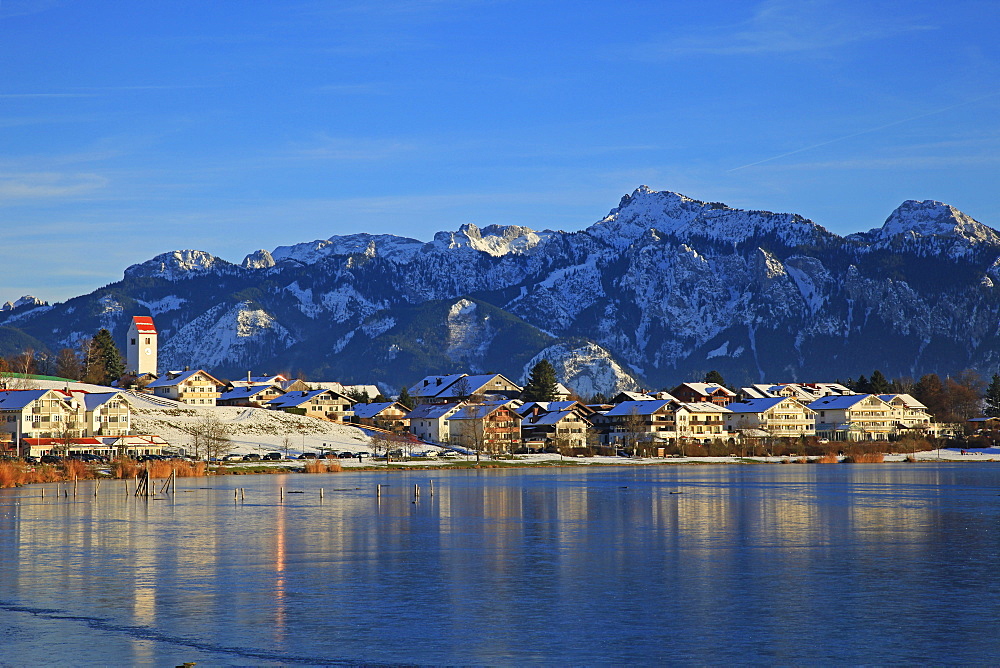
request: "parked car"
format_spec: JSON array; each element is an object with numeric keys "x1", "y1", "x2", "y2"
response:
[
  {"x1": 222, "y1": 454, "x2": 242, "y2": 461},
  {"x1": 262, "y1": 452, "x2": 282, "y2": 461},
  {"x1": 242, "y1": 453, "x2": 261, "y2": 462},
  {"x1": 22, "y1": 456, "x2": 38, "y2": 464},
  {"x1": 298, "y1": 453, "x2": 317, "y2": 459},
  {"x1": 338, "y1": 451, "x2": 355, "y2": 459},
  {"x1": 40, "y1": 455, "x2": 62, "y2": 464}
]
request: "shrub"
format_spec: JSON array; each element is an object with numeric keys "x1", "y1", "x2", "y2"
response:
[
  {"x1": 303, "y1": 459, "x2": 342, "y2": 473},
  {"x1": 817, "y1": 454, "x2": 838, "y2": 464}
]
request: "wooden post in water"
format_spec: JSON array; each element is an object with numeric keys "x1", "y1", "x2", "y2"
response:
[
  {"x1": 74, "y1": 475, "x2": 78, "y2": 497},
  {"x1": 241, "y1": 488, "x2": 245, "y2": 501},
  {"x1": 430, "y1": 479, "x2": 434, "y2": 497},
  {"x1": 377, "y1": 483, "x2": 381, "y2": 499},
  {"x1": 320, "y1": 488, "x2": 324, "y2": 500},
  {"x1": 172, "y1": 468, "x2": 177, "y2": 496},
  {"x1": 40, "y1": 488, "x2": 44, "y2": 499},
  {"x1": 280, "y1": 487, "x2": 284, "y2": 502},
  {"x1": 414, "y1": 483, "x2": 419, "y2": 499},
  {"x1": 95, "y1": 478, "x2": 101, "y2": 497}
]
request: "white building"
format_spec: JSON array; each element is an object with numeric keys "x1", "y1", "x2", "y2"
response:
[{"x1": 126, "y1": 316, "x2": 158, "y2": 376}]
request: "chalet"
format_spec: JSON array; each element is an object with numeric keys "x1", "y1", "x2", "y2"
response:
[
  {"x1": 74, "y1": 391, "x2": 131, "y2": 438},
  {"x1": 879, "y1": 394, "x2": 934, "y2": 432},
  {"x1": 808, "y1": 394, "x2": 895, "y2": 441},
  {"x1": 408, "y1": 373, "x2": 522, "y2": 403},
  {"x1": 741, "y1": 383, "x2": 854, "y2": 402},
  {"x1": 265, "y1": 389, "x2": 355, "y2": 422},
  {"x1": 596, "y1": 399, "x2": 730, "y2": 446},
  {"x1": 0, "y1": 389, "x2": 84, "y2": 448},
  {"x1": 725, "y1": 397, "x2": 816, "y2": 438},
  {"x1": 352, "y1": 401, "x2": 410, "y2": 432},
  {"x1": 146, "y1": 369, "x2": 223, "y2": 406},
  {"x1": 407, "y1": 402, "x2": 465, "y2": 444},
  {"x1": 217, "y1": 384, "x2": 286, "y2": 408},
  {"x1": 519, "y1": 405, "x2": 591, "y2": 449},
  {"x1": 449, "y1": 401, "x2": 522, "y2": 454},
  {"x1": 671, "y1": 383, "x2": 736, "y2": 406}
]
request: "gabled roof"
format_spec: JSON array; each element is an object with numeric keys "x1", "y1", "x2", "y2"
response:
[
  {"x1": 131, "y1": 316, "x2": 157, "y2": 334},
  {"x1": 523, "y1": 410, "x2": 587, "y2": 427},
  {"x1": 879, "y1": 393, "x2": 927, "y2": 409},
  {"x1": 0, "y1": 389, "x2": 54, "y2": 410},
  {"x1": 351, "y1": 401, "x2": 408, "y2": 419},
  {"x1": 675, "y1": 382, "x2": 736, "y2": 397},
  {"x1": 76, "y1": 391, "x2": 125, "y2": 412},
  {"x1": 219, "y1": 385, "x2": 282, "y2": 401},
  {"x1": 265, "y1": 389, "x2": 337, "y2": 409},
  {"x1": 808, "y1": 394, "x2": 884, "y2": 410},
  {"x1": 146, "y1": 369, "x2": 222, "y2": 389},
  {"x1": 409, "y1": 374, "x2": 467, "y2": 397},
  {"x1": 726, "y1": 397, "x2": 792, "y2": 413},
  {"x1": 451, "y1": 401, "x2": 520, "y2": 421},
  {"x1": 603, "y1": 399, "x2": 675, "y2": 417},
  {"x1": 677, "y1": 401, "x2": 732, "y2": 413},
  {"x1": 406, "y1": 402, "x2": 464, "y2": 420},
  {"x1": 432, "y1": 374, "x2": 521, "y2": 399}
]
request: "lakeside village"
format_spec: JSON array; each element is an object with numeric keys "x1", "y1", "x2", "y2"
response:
[{"x1": 1, "y1": 315, "x2": 1000, "y2": 468}]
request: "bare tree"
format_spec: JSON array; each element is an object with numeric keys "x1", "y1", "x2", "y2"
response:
[
  {"x1": 190, "y1": 413, "x2": 232, "y2": 462},
  {"x1": 622, "y1": 407, "x2": 646, "y2": 457},
  {"x1": 282, "y1": 434, "x2": 293, "y2": 459}
]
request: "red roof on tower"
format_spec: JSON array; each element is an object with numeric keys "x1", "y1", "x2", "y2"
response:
[{"x1": 132, "y1": 316, "x2": 157, "y2": 334}]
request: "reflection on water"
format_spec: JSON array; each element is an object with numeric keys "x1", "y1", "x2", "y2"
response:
[{"x1": 2, "y1": 464, "x2": 1000, "y2": 665}]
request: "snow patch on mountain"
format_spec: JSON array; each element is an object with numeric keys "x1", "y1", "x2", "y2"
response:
[
  {"x1": 320, "y1": 285, "x2": 383, "y2": 323},
  {"x1": 160, "y1": 301, "x2": 295, "y2": 370},
  {"x1": 243, "y1": 249, "x2": 276, "y2": 269},
  {"x1": 136, "y1": 296, "x2": 186, "y2": 316},
  {"x1": 431, "y1": 224, "x2": 552, "y2": 256},
  {"x1": 1, "y1": 295, "x2": 46, "y2": 312},
  {"x1": 362, "y1": 315, "x2": 396, "y2": 338},
  {"x1": 125, "y1": 250, "x2": 237, "y2": 281},
  {"x1": 524, "y1": 342, "x2": 639, "y2": 398},
  {"x1": 850, "y1": 200, "x2": 1000, "y2": 258},
  {"x1": 445, "y1": 299, "x2": 495, "y2": 371},
  {"x1": 270, "y1": 233, "x2": 425, "y2": 266}
]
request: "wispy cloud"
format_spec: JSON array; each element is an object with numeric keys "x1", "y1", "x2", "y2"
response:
[
  {"x1": 0, "y1": 172, "x2": 108, "y2": 199},
  {"x1": 728, "y1": 91, "x2": 1000, "y2": 171},
  {"x1": 626, "y1": 0, "x2": 934, "y2": 59}
]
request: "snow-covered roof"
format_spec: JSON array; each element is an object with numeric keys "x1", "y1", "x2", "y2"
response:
[
  {"x1": 219, "y1": 385, "x2": 281, "y2": 401},
  {"x1": 879, "y1": 393, "x2": 926, "y2": 409},
  {"x1": 808, "y1": 394, "x2": 875, "y2": 410},
  {"x1": 409, "y1": 374, "x2": 466, "y2": 397},
  {"x1": 726, "y1": 397, "x2": 790, "y2": 413},
  {"x1": 0, "y1": 389, "x2": 52, "y2": 410},
  {"x1": 146, "y1": 369, "x2": 221, "y2": 389},
  {"x1": 603, "y1": 399, "x2": 674, "y2": 417},
  {"x1": 678, "y1": 401, "x2": 732, "y2": 413},
  {"x1": 76, "y1": 391, "x2": 125, "y2": 412},
  {"x1": 266, "y1": 389, "x2": 336, "y2": 408},
  {"x1": 523, "y1": 410, "x2": 585, "y2": 427},
  {"x1": 675, "y1": 382, "x2": 736, "y2": 397},
  {"x1": 351, "y1": 402, "x2": 406, "y2": 419},
  {"x1": 406, "y1": 402, "x2": 463, "y2": 420},
  {"x1": 451, "y1": 401, "x2": 519, "y2": 421}
]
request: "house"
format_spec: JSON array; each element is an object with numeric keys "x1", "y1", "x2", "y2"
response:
[
  {"x1": 879, "y1": 394, "x2": 934, "y2": 432},
  {"x1": 449, "y1": 401, "x2": 522, "y2": 454},
  {"x1": 408, "y1": 373, "x2": 522, "y2": 403},
  {"x1": 670, "y1": 382, "x2": 736, "y2": 406},
  {"x1": 352, "y1": 401, "x2": 410, "y2": 432},
  {"x1": 0, "y1": 389, "x2": 84, "y2": 450},
  {"x1": 73, "y1": 391, "x2": 132, "y2": 438},
  {"x1": 518, "y1": 404, "x2": 592, "y2": 450},
  {"x1": 145, "y1": 369, "x2": 223, "y2": 406},
  {"x1": 808, "y1": 394, "x2": 896, "y2": 440},
  {"x1": 596, "y1": 399, "x2": 730, "y2": 447},
  {"x1": 741, "y1": 382, "x2": 854, "y2": 402},
  {"x1": 21, "y1": 437, "x2": 108, "y2": 459},
  {"x1": 217, "y1": 384, "x2": 286, "y2": 408},
  {"x1": 407, "y1": 402, "x2": 465, "y2": 444},
  {"x1": 609, "y1": 391, "x2": 657, "y2": 404},
  {"x1": 265, "y1": 389, "x2": 355, "y2": 422},
  {"x1": 725, "y1": 397, "x2": 816, "y2": 438}
]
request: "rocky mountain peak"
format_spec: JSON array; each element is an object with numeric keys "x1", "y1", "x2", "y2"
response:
[
  {"x1": 124, "y1": 250, "x2": 236, "y2": 281},
  {"x1": 243, "y1": 249, "x2": 276, "y2": 269},
  {"x1": 0, "y1": 295, "x2": 47, "y2": 312},
  {"x1": 432, "y1": 223, "x2": 551, "y2": 256}
]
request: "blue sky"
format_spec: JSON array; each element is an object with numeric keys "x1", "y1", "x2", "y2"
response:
[{"x1": 1, "y1": 0, "x2": 998, "y2": 302}]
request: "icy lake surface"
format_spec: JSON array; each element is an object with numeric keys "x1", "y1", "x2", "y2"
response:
[{"x1": 3, "y1": 464, "x2": 1000, "y2": 665}]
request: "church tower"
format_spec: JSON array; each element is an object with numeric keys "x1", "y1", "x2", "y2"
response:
[{"x1": 126, "y1": 316, "x2": 158, "y2": 376}]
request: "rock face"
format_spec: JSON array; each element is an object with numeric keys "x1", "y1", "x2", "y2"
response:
[{"x1": 4, "y1": 187, "x2": 1000, "y2": 395}]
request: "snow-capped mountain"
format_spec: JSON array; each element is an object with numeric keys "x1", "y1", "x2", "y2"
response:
[{"x1": 4, "y1": 187, "x2": 1000, "y2": 395}]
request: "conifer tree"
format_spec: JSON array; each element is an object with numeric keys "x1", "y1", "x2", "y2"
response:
[
  {"x1": 398, "y1": 385, "x2": 415, "y2": 410},
  {"x1": 855, "y1": 374, "x2": 870, "y2": 394},
  {"x1": 984, "y1": 374, "x2": 1000, "y2": 418},
  {"x1": 92, "y1": 329, "x2": 125, "y2": 385},
  {"x1": 704, "y1": 370, "x2": 727, "y2": 388},
  {"x1": 869, "y1": 370, "x2": 891, "y2": 395},
  {"x1": 521, "y1": 360, "x2": 558, "y2": 402}
]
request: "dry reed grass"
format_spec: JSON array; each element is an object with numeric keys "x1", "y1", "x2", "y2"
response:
[
  {"x1": 817, "y1": 454, "x2": 839, "y2": 464},
  {"x1": 843, "y1": 452, "x2": 885, "y2": 463},
  {"x1": 303, "y1": 459, "x2": 342, "y2": 473}
]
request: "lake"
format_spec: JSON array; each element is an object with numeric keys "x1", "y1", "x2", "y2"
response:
[{"x1": 2, "y1": 463, "x2": 1000, "y2": 665}]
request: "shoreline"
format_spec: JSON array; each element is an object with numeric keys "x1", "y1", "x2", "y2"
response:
[{"x1": 4, "y1": 449, "x2": 998, "y2": 489}]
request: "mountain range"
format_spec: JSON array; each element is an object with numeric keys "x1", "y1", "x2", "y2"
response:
[{"x1": 4, "y1": 186, "x2": 1000, "y2": 396}]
